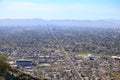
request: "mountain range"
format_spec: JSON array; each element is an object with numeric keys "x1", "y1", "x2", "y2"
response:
[{"x1": 0, "y1": 19, "x2": 120, "y2": 27}]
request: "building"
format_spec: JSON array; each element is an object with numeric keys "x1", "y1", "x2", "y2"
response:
[
  {"x1": 16, "y1": 59, "x2": 34, "y2": 67},
  {"x1": 85, "y1": 54, "x2": 97, "y2": 60},
  {"x1": 39, "y1": 61, "x2": 51, "y2": 67},
  {"x1": 111, "y1": 56, "x2": 120, "y2": 60}
]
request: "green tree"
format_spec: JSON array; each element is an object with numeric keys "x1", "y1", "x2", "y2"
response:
[{"x1": 0, "y1": 54, "x2": 11, "y2": 73}]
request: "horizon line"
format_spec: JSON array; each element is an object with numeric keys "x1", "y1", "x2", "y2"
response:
[{"x1": 0, "y1": 18, "x2": 119, "y2": 21}]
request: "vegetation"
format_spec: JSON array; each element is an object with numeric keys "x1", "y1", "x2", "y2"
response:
[
  {"x1": 0, "y1": 54, "x2": 40, "y2": 80},
  {"x1": 77, "y1": 53, "x2": 87, "y2": 57},
  {"x1": 0, "y1": 54, "x2": 11, "y2": 73},
  {"x1": 0, "y1": 26, "x2": 120, "y2": 79},
  {"x1": 0, "y1": 26, "x2": 120, "y2": 55}
]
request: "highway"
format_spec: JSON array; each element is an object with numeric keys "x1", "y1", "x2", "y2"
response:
[{"x1": 47, "y1": 27, "x2": 83, "y2": 80}]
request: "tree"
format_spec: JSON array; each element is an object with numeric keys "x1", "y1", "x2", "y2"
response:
[{"x1": 0, "y1": 54, "x2": 11, "y2": 73}]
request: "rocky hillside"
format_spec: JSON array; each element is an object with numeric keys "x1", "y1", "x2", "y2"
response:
[{"x1": 0, "y1": 54, "x2": 40, "y2": 80}]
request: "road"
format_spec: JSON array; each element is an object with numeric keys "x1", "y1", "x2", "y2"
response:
[{"x1": 47, "y1": 28, "x2": 83, "y2": 80}]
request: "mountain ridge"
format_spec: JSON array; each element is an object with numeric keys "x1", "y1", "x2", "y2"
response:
[{"x1": 0, "y1": 19, "x2": 120, "y2": 27}]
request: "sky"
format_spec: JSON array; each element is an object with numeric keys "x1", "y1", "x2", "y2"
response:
[{"x1": 0, "y1": 0, "x2": 120, "y2": 20}]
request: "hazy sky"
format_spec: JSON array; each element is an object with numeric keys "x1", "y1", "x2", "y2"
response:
[{"x1": 0, "y1": 0, "x2": 120, "y2": 20}]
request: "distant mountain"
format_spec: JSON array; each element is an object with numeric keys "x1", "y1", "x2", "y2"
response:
[{"x1": 0, "y1": 19, "x2": 120, "y2": 27}]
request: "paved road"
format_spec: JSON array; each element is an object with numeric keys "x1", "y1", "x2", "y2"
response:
[{"x1": 48, "y1": 28, "x2": 83, "y2": 80}]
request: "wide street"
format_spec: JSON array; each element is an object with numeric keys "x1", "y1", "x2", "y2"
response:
[{"x1": 48, "y1": 27, "x2": 83, "y2": 80}]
